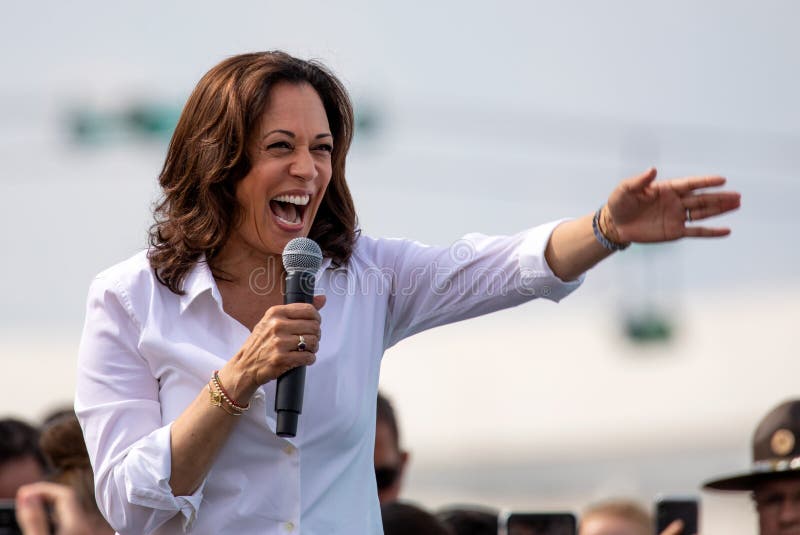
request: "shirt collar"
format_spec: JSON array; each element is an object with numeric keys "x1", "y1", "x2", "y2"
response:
[
  {"x1": 178, "y1": 254, "x2": 334, "y2": 314},
  {"x1": 179, "y1": 254, "x2": 222, "y2": 314},
  {"x1": 318, "y1": 257, "x2": 333, "y2": 273}
]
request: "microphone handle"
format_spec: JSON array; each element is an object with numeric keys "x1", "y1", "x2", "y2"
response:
[{"x1": 275, "y1": 270, "x2": 315, "y2": 437}]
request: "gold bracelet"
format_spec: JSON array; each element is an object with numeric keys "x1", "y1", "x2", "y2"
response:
[
  {"x1": 212, "y1": 370, "x2": 251, "y2": 411},
  {"x1": 207, "y1": 382, "x2": 244, "y2": 416}
]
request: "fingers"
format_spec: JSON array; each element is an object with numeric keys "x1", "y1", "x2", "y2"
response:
[
  {"x1": 272, "y1": 319, "x2": 321, "y2": 350},
  {"x1": 17, "y1": 482, "x2": 87, "y2": 535},
  {"x1": 15, "y1": 491, "x2": 51, "y2": 535},
  {"x1": 260, "y1": 303, "x2": 323, "y2": 343},
  {"x1": 253, "y1": 305, "x2": 321, "y2": 341},
  {"x1": 683, "y1": 191, "x2": 741, "y2": 220},
  {"x1": 280, "y1": 302, "x2": 322, "y2": 321},
  {"x1": 659, "y1": 519, "x2": 685, "y2": 535},
  {"x1": 257, "y1": 344, "x2": 317, "y2": 379},
  {"x1": 624, "y1": 168, "x2": 731, "y2": 199},
  {"x1": 622, "y1": 167, "x2": 658, "y2": 191},
  {"x1": 684, "y1": 226, "x2": 731, "y2": 238},
  {"x1": 281, "y1": 319, "x2": 322, "y2": 338},
  {"x1": 669, "y1": 175, "x2": 727, "y2": 196},
  {"x1": 682, "y1": 191, "x2": 740, "y2": 239},
  {"x1": 281, "y1": 332, "x2": 321, "y2": 354},
  {"x1": 243, "y1": 303, "x2": 324, "y2": 384}
]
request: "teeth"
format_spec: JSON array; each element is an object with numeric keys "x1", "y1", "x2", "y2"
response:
[{"x1": 272, "y1": 194, "x2": 310, "y2": 206}]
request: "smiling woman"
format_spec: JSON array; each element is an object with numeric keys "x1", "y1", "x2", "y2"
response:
[
  {"x1": 230, "y1": 83, "x2": 334, "y2": 260},
  {"x1": 73, "y1": 51, "x2": 740, "y2": 535},
  {"x1": 148, "y1": 51, "x2": 357, "y2": 295}
]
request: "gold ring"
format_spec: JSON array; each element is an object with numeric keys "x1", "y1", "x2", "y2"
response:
[
  {"x1": 686, "y1": 208, "x2": 692, "y2": 222},
  {"x1": 297, "y1": 335, "x2": 307, "y2": 352}
]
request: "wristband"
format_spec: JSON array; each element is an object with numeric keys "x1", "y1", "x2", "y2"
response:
[{"x1": 592, "y1": 207, "x2": 630, "y2": 251}]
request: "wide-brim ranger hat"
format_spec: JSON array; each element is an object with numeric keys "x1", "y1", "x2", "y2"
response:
[{"x1": 704, "y1": 399, "x2": 800, "y2": 491}]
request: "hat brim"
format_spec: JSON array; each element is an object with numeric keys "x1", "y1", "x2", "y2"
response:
[{"x1": 703, "y1": 468, "x2": 800, "y2": 491}]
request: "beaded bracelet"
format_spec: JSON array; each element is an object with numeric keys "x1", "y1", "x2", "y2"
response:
[
  {"x1": 212, "y1": 370, "x2": 251, "y2": 411},
  {"x1": 592, "y1": 207, "x2": 630, "y2": 251},
  {"x1": 207, "y1": 383, "x2": 244, "y2": 416}
]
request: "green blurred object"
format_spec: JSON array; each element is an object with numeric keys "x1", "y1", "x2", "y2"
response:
[
  {"x1": 68, "y1": 109, "x2": 122, "y2": 146},
  {"x1": 624, "y1": 309, "x2": 674, "y2": 343},
  {"x1": 353, "y1": 102, "x2": 380, "y2": 140},
  {"x1": 67, "y1": 101, "x2": 181, "y2": 146},
  {"x1": 69, "y1": 98, "x2": 376, "y2": 146},
  {"x1": 124, "y1": 103, "x2": 181, "y2": 138}
]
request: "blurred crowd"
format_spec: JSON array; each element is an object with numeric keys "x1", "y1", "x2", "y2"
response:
[
  {"x1": 2, "y1": 394, "x2": 799, "y2": 534},
  {"x1": 375, "y1": 394, "x2": 800, "y2": 535},
  {"x1": 1, "y1": 409, "x2": 113, "y2": 535}
]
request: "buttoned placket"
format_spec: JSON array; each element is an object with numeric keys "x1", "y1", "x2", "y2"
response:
[{"x1": 281, "y1": 437, "x2": 300, "y2": 533}]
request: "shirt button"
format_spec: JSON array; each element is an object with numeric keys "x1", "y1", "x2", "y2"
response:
[
  {"x1": 284, "y1": 521, "x2": 295, "y2": 532},
  {"x1": 283, "y1": 444, "x2": 295, "y2": 455}
]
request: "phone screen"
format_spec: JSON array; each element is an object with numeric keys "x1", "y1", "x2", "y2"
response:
[
  {"x1": 0, "y1": 500, "x2": 21, "y2": 535},
  {"x1": 506, "y1": 512, "x2": 576, "y2": 535},
  {"x1": 655, "y1": 497, "x2": 698, "y2": 534}
]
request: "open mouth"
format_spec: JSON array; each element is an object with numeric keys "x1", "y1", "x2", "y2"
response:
[{"x1": 269, "y1": 194, "x2": 310, "y2": 227}]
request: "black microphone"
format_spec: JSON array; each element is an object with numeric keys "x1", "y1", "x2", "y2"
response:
[{"x1": 275, "y1": 237, "x2": 323, "y2": 437}]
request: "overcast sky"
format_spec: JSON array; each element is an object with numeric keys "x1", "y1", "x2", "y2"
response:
[{"x1": 2, "y1": 0, "x2": 798, "y2": 325}]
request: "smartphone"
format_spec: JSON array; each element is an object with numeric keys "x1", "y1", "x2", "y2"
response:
[
  {"x1": 499, "y1": 511, "x2": 577, "y2": 535},
  {"x1": 0, "y1": 500, "x2": 21, "y2": 535},
  {"x1": 654, "y1": 496, "x2": 699, "y2": 534}
]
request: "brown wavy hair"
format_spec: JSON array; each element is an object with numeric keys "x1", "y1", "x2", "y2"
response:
[
  {"x1": 39, "y1": 414, "x2": 96, "y2": 516},
  {"x1": 148, "y1": 51, "x2": 357, "y2": 294}
]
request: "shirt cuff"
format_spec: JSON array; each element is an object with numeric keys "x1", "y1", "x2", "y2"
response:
[
  {"x1": 124, "y1": 424, "x2": 206, "y2": 531},
  {"x1": 517, "y1": 219, "x2": 585, "y2": 302}
]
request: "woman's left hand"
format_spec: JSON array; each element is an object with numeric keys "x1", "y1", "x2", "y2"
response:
[{"x1": 601, "y1": 167, "x2": 741, "y2": 245}]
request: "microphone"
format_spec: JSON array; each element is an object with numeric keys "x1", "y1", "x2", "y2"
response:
[{"x1": 275, "y1": 237, "x2": 323, "y2": 437}]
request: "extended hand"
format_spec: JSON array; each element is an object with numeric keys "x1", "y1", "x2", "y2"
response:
[
  {"x1": 602, "y1": 168, "x2": 741, "y2": 244},
  {"x1": 16, "y1": 482, "x2": 92, "y2": 535}
]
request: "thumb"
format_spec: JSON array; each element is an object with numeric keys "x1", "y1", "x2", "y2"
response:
[
  {"x1": 313, "y1": 294, "x2": 327, "y2": 310},
  {"x1": 659, "y1": 519, "x2": 685, "y2": 535},
  {"x1": 626, "y1": 167, "x2": 658, "y2": 189}
]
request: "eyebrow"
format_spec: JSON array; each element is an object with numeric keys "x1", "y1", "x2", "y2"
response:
[{"x1": 261, "y1": 129, "x2": 333, "y2": 141}]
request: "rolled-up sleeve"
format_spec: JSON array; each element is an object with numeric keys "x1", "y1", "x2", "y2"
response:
[
  {"x1": 383, "y1": 220, "x2": 584, "y2": 347},
  {"x1": 75, "y1": 276, "x2": 204, "y2": 534}
]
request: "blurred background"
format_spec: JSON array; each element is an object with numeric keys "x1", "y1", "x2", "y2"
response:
[{"x1": 1, "y1": 0, "x2": 798, "y2": 532}]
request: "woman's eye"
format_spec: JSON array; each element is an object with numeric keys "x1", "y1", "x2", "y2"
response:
[
  {"x1": 267, "y1": 141, "x2": 292, "y2": 150},
  {"x1": 315, "y1": 144, "x2": 333, "y2": 153}
]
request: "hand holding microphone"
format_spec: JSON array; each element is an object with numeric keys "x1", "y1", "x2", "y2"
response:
[
  {"x1": 217, "y1": 238, "x2": 323, "y2": 437},
  {"x1": 275, "y1": 237, "x2": 323, "y2": 436}
]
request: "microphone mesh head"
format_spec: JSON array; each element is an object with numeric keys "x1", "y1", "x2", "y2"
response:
[{"x1": 282, "y1": 237, "x2": 323, "y2": 274}]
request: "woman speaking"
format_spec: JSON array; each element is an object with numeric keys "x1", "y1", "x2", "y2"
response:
[{"x1": 75, "y1": 51, "x2": 740, "y2": 534}]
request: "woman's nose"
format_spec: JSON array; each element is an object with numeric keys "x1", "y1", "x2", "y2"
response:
[{"x1": 289, "y1": 147, "x2": 318, "y2": 181}]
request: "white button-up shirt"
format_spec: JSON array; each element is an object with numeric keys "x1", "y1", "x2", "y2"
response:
[{"x1": 75, "y1": 222, "x2": 582, "y2": 534}]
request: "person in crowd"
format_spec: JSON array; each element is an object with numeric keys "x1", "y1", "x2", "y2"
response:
[
  {"x1": 41, "y1": 406, "x2": 80, "y2": 427},
  {"x1": 579, "y1": 499, "x2": 652, "y2": 535},
  {"x1": 436, "y1": 505, "x2": 499, "y2": 535},
  {"x1": 703, "y1": 399, "x2": 800, "y2": 535},
  {"x1": 74, "y1": 50, "x2": 741, "y2": 534},
  {"x1": 15, "y1": 413, "x2": 113, "y2": 535},
  {"x1": 375, "y1": 392, "x2": 410, "y2": 504},
  {"x1": 0, "y1": 419, "x2": 46, "y2": 499},
  {"x1": 16, "y1": 482, "x2": 97, "y2": 535},
  {"x1": 382, "y1": 501, "x2": 454, "y2": 535}
]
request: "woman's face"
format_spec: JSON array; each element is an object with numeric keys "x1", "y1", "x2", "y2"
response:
[{"x1": 233, "y1": 81, "x2": 333, "y2": 258}]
